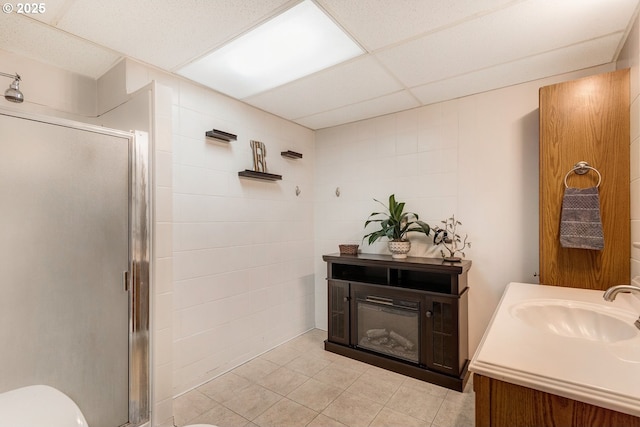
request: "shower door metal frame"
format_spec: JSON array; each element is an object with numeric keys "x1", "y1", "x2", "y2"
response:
[{"x1": 0, "y1": 109, "x2": 150, "y2": 426}]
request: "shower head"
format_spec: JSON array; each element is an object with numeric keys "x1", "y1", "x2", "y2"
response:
[{"x1": 0, "y1": 72, "x2": 23, "y2": 103}]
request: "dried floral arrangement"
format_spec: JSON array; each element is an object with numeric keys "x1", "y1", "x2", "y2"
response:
[{"x1": 433, "y1": 214, "x2": 471, "y2": 262}]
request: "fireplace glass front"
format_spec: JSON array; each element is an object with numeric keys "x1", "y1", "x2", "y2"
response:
[{"x1": 356, "y1": 295, "x2": 420, "y2": 363}]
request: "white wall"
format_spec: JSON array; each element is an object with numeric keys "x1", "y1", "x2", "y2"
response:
[
  {"x1": 120, "y1": 59, "x2": 317, "y2": 397},
  {"x1": 0, "y1": 48, "x2": 96, "y2": 118},
  {"x1": 169, "y1": 80, "x2": 316, "y2": 395},
  {"x1": 313, "y1": 64, "x2": 614, "y2": 355},
  {"x1": 618, "y1": 12, "x2": 640, "y2": 282}
]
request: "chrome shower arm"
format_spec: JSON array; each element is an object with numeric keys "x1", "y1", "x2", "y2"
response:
[{"x1": 0, "y1": 72, "x2": 20, "y2": 81}]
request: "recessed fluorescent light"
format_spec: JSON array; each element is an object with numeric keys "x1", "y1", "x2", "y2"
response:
[{"x1": 178, "y1": 0, "x2": 363, "y2": 99}]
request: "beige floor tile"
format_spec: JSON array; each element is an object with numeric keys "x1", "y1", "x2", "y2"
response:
[
  {"x1": 402, "y1": 376, "x2": 450, "y2": 398},
  {"x1": 252, "y1": 398, "x2": 318, "y2": 427},
  {"x1": 313, "y1": 362, "x2": 362, "y2": 390},
  {"x1": 173, "y1": 389, "x2": 217, "y2": 426},
  {"x1": 233, "y1": 357, "x2": 281, "y2": 381},
  {"x1": 345, "y1": 370, "x2": 403, "y2": 405},
  {"x1": 187, "y1": 401, "x2": 251, "y2": 427},
  {"x1": 328, "y1": 355, "x2": 371, "y2": 374},
  {"x1": 321, "y1": 391, "x2": 383, "y2": 427},
  {"x1": 306, "y1": 414, "x2": 349, "y2": 427},
  {"x1": 385, "y1": 384, "x2": 444, "y2": 422},
  {"x1": 222, "y1": 384, "x2": 282, "y2": 421},
  {"x1": 433, "y1": 393, "x2": 476, "y2": 427},
  {"x1": 198, "y1": 372, "x2": 253, "y2": 403},
  {"x1": 287, "y1": 332, "x2": 328, "y2": 355},
  {"x1": 260, "y1": 345, "x2": 303, "y2": 366},
  {"x1": 286, "y1": 354, "x2": 332, "y2": 377},
  {"x1": 369, "y1": 407, "x2": 429, "y2": 427},
  {"x1": 172, "y1": 330, "x2": 476, "y2": 427},
  {"x1": 257, "y1": 366, "x2": 310, "y2": 396},
  {"x1": 287, "y1": 377, "x2": 344, "y2": 412}
]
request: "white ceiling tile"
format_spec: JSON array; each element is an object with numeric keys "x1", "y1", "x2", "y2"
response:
[
  {"x1": 0, "y1": 14, "x2": 120, "y2": 78},
  {"x1": 294, "y1": 90, "x2": 419, "y2": 129},
  {"x1": 244, "y1": 56, "x2": 403, "y2": 119},
  {"x1": 318, "y1": 0, "x2": 519, "y2": 51},
  {"x1": 410, "y1": 33, "x2": 621, "y2": 105},
  {"x1": 26, "y1": 0, "x2": 79, "y2": 25},
  {"x1": 1, "y1": 0, "x2": 637, "y2": 128},
  {"x1": 54, "y1": 0, "x2": 291, "y2": 70},
  {"x1": 376, "y1": 0, "x2": 637, "y2": 88}
]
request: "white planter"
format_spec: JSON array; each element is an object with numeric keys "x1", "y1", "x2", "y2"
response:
[{"x1": 388, "y1": 240, "x2": 411, "y2": 259}]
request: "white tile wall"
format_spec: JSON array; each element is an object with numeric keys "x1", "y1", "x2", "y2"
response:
[
  {"x1": 169, "y1": 74, "x2": 315, "y2": 396},
  {"x1": 313, "y1": 63, "x2": 615, "y2": 356},
  {"x1": 618, "y1": 13, "x2": 640, "y2": 281}
]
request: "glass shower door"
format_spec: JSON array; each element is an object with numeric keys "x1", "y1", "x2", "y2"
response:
[{"x1": 0, "y1": 113, "x2": 132, "y2": 427}]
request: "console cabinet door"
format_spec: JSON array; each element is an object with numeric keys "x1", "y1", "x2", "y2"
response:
[
  {"x1": 328, "y1": 280, "x2": 350, "y2": 345},
  {"x1": 424, "y1": 295, "x2": 459, "y2": 375}
]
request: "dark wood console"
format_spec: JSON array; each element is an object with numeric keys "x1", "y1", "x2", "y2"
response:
[{"x1": 323, "y1": 253, "x2": 471, "y2": 392}]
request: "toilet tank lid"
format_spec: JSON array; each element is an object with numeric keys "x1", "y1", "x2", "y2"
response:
[{"x1": 0, "y1": 385, "x2": 88, "y2": 427}]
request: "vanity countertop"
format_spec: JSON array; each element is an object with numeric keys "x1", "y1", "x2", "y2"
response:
[{"x1": 469, "y1": 282, "x2": 640, "y2": 417}]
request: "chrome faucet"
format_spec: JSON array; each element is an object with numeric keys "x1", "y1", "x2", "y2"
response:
[{"x1": 603, "y1": 285, "x2": 640, "y2": 330}]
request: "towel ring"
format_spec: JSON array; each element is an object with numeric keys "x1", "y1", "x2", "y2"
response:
[{"x1": 563, "y1": 161, "x2": 601, "y2": 188}]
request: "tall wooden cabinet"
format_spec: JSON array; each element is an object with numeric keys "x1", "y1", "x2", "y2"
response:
[
  {"x1": 539, "y1": 69, "x2": 630, "y2": 290},
  {"x1": 474, "y1": 69, "x2": 633, "y2": 427}
]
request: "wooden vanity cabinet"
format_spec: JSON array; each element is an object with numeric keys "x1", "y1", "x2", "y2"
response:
[
  {"x1": 323, "y1": 253, "x2": 471, "y2": 391},
  {"x1": 474, "y1": 374, "x2": 640, "y2": 427}
]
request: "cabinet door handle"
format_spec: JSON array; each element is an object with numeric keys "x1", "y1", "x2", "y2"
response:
[
  {"x1": 343, "y1": 297, "x2": 349, "y2": 302},
  {"x1": 426, "y1": 310, "x2": 433, "y2": 318}
]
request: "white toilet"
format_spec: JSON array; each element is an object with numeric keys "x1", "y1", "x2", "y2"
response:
[
  {"x1": 0, "y1": 385, "x2": 219, "y2": 427},
  {"x1": 0, "y1": 385, "x2": 89, "y2": 427}
]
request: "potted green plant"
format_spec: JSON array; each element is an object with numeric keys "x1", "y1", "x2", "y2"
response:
[
  {"x1": 363, "y1": 194, "x2": 431, "y2": 259},
  {"x1": 433, "y1": 214, "x2": 471, "y2": 262}
]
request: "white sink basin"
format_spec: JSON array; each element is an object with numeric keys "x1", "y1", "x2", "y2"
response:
[
  {"x1": 511, "y1": 299, "x2": 638, "y2": 343},
  {"x1": 470, "y1": 283, "x2": 640, "y2": 418}
]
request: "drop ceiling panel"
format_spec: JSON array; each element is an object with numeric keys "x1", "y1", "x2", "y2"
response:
[
  {"x1": 25, "y1": 0, "x2": 76, "y2": 24},
  {"x1": 244, "y1": 56, "x2": 403, "y2": 120},
  {"x1": 376, "y1": 0, "x2": 637, "y2": 89},
  {"x1": 318, "y1": 0, "x2": 519, "y2": 51},
  {"x1": 53, "y1": 0, "x2": 292, "y2": 70},
  {"x1": 410, "y1": 34, "x2": 622, "y2": 105},
  {"x1": 1, "y1": 0, "x2": 638, "y2": 129},
  {"x1": 295, "y1": 90, "x2": 419, "y2": 129},
  {"x1": 0, "y1": 14, "x2": 120, "y2": 78}
]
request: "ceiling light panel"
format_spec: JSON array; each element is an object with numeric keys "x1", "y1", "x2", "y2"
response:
[
  {"x1": 178, "y1": 0, "x2": 364, "y2": 99},
  {"x1": 53, "y1": 0, "x2": 291, "y2": 70}
]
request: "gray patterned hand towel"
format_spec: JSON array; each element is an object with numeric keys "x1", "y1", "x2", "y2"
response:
[{"x1": 559, "y1": 186, "x2": 604, "y2": 250}]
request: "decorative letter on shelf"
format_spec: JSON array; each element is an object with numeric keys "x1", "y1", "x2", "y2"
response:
[{"x1": 238, "y1": 140, "x2": 282, "y2": 181}]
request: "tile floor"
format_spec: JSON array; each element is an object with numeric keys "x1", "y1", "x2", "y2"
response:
[{"x1": 173, "y1": 329, "x2": 475, "y2": 427}]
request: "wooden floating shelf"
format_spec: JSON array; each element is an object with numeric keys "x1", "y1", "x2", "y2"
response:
[
  {"x1": 238, "y1": 170, "x2": 282, "y2": 181},
  {"x1": 281, "y1": 150, "x2": 303, "y2": 159},
  {"x1": 205, "y1": 129, "x2": 237, "y2": 142}
]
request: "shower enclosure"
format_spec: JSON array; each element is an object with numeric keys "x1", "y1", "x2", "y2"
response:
[{"x1": 0, "y1": 110, "x2": 150, "y2": 426}]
